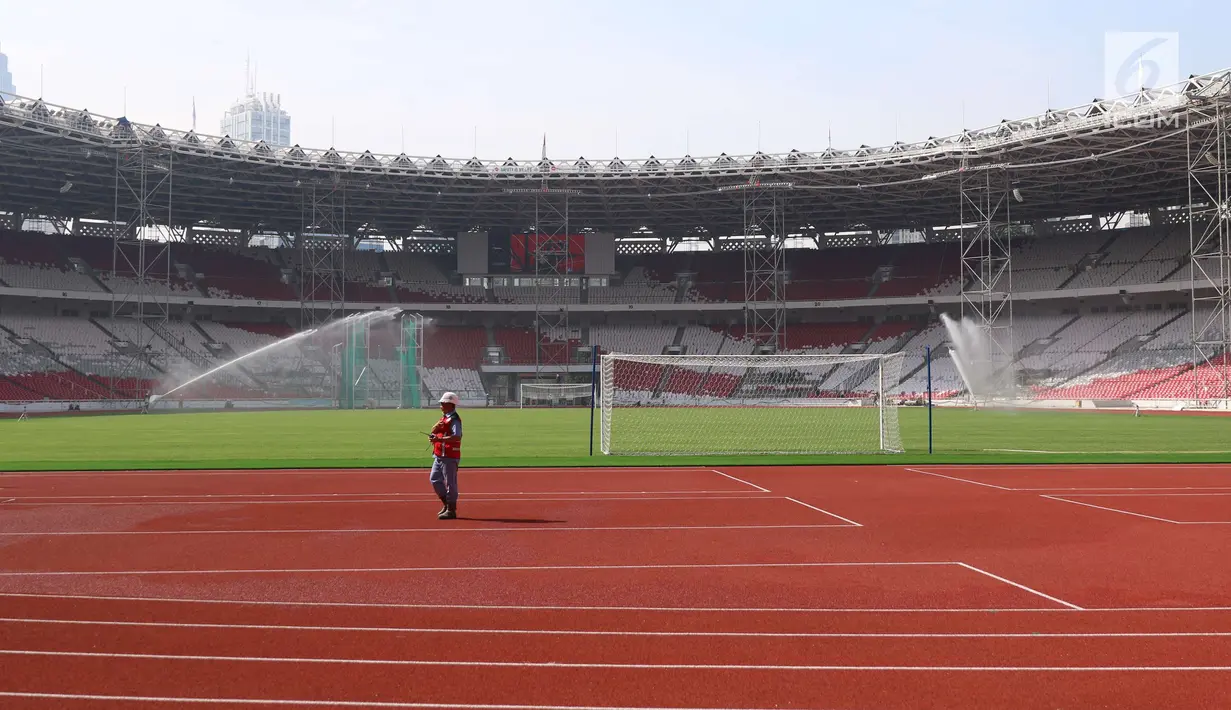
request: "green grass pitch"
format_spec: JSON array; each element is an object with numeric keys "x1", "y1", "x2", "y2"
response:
[{"x1": 2, "y1": 406, "x2": 1230, "y2": 471}]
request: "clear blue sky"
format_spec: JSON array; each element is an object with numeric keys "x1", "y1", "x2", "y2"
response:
[{"x1": 2, "y1": 0, "x2": 1227, "y2": 159}]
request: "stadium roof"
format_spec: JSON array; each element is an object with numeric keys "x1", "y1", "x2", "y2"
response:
[{"x1": 1, "y1": 69, "x2": 1229, "y2": 239}]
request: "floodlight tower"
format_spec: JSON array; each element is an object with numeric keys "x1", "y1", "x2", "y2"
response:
[
  {"x1": 957, "y1": 162, "x2": 1016, "y2": 399},
  {"x1": 1187, "y1": 95, "x2": 1231, "y2": 405},
  {"x1": 719, "y1": 179, "x2": 793, "y2": 352}
]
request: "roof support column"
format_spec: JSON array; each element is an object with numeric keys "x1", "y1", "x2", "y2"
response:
[
  {"x1": 958, "y1": 163, "x2": 1016, "y2": 402},
  {"x1": 1187, "y1": 97, "x2": 1231, "y2": 406}
]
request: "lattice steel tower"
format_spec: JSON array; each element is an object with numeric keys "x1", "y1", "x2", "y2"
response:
[
  {"x1": 506, "y1": 149, "x2": 580, "y2": 381},
  {"x1": 298, "y1": 179, "x2": 347, "y2": 329},
  {"x1": 958, "y1": 164, "x2": 1016, "y2": 391},
  {"x1": 1187, "y1": 95, "x2": 1231, "y2": 403},
  {"x1": 722, "y1": 179, "x2": 792, "y2": 352},
  {"x1": 110, "y1": 141, "x2": 174, "y2": 397}
]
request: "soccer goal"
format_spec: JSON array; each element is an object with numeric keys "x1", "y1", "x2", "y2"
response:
[
  {"x1": 519, "y1": 382, "x2": 594, "y2": 408},
  {"x1": 599, "y1": 352, "x2": 905, "y2": 455}
]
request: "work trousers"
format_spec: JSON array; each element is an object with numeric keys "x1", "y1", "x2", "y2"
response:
[{"x1": 430, "y1": 456, "x2": 459, "y2": 504}]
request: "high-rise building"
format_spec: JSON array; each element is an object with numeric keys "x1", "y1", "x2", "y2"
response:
[
  {"x1": 220, "y1": 91, "x2": 291, "y2": 147},
  {"x1": 0, "y1": 48, "x2": 16, "y2": 101}
]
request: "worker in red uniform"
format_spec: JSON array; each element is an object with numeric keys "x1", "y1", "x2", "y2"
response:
[{"x1": 428, "y1": 392, "x2": 463, "y2": 519}]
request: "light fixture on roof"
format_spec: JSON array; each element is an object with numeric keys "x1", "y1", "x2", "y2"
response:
[
  {"x1": 503, "y1": 187, "x2": 582, "y2": 195},
  {"x1": 716, "y1": 179, "x2": 794, "y2": 192}
]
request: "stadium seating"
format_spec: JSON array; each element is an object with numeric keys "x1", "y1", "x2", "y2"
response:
[
  {"x1": 422, "y1": 367, "x2": 488, "y2": 404},
  {"x1": 1132, "y1": 354, "x2": 1231, "y2": 400},
  {"x1": 0, "y1": 225, "x2": 1207, "y2": 307},
  {"x1": 424, "y1": 327, "x2": 487, "y2": 368},
  {"x1": 2, "y1": 307, "x2": 1222, "y2": 405},
  {"x1": 493, "y1": 286, "x2": 581, "y2": 304},
  {"x1": 2, "y1": 221, "x2": 1227, "y2": 408},
  {"x1": 678, "y1": 325, "x2": 725, "y2": 355},
  {"x1": 183, "y1": 245, "x2": 298, "y2": 301},
  {"x1": 590, "y1": 266, "x2": 681, "y2": 304},
  {"x1": 0, "y1": 230, "x2": 104, "y2": 291},
  {"x1": 892, "y1": 324, "x2": 965, "y2": 398},
  {"x1": 590, "y1": 324, "x2": 677, "y2": 356},
  {"x1": 784, "y1": 323, "x2": 872, "y2": 350}
]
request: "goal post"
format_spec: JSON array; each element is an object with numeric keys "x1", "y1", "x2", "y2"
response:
[
  {"x1": 599, "y1": 352, "x2": 905, "y2": 455},
  {"x1": 519, "y1": 382, "x2": 594, "y2": 408}
]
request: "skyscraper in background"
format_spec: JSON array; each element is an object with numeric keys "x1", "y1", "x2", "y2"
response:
[
  {"x1": 0, "y1": 48, "x2": 16, "y2": 101},
  {"x1": 219, "y1": 61, "x2": 291, "y2": 146},
  {"x1": 220, "y1": 91, "x2": 291, "y2": 146}
]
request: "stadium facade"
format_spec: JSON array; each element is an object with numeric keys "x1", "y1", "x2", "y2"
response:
[{"x1": 0, "y1": 69, "x2": 1228, "y2": 413}]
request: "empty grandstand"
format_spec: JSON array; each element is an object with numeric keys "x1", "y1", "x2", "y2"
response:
[{"x1": 0, "y1": 70, "x2": 1229, "y2": 411}]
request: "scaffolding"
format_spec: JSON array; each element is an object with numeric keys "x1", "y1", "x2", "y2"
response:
[
  {"x1": 1187, "y1": 97, "x2": 1231, "y2": 404},
  {"x1": 958, "y1": 163, "x2": 1016, "y2": 397},
  {"x1": 506, "y1": 187, "x2": 579, "y2": 381},
  {"x1": 299, "y1": 180, "x2": 347, "y2": 330},
  {"x1": 294, "y1": 181, "x2": 348, "y2": 399},
  {"x1": 722, "y1": 179, "x2": 792, "y2": 352},
  {"x1": 109, "y1": 143, "x2": 174, "y2": 398}
]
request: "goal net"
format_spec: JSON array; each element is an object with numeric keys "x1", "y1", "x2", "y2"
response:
[
  {"x1": 519, "y1": 382, "x2": 594, "y2": 408},
  {"x1": 599, "y1": 352, "x2": 905, "y2": 455}
]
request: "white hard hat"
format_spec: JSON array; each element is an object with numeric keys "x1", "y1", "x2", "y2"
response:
[{"x1": 439, "y1": 392, "x2": 460, "y2": 405}]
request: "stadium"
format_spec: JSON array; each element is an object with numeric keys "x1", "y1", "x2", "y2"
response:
[
  {"x1": 1, "y1": 70, "x2": 1230, "y2": 465},
  {"x1": 2, "y1": 49, "x2": 1231, "y2": 708}
]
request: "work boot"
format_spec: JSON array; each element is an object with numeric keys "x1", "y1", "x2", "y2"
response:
[{"x1": 438, "y1": 503, "x2": 456, "y2": 520}]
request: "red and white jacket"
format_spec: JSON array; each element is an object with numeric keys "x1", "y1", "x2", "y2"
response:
[{"x1": 432, "y1": 411, "x2": 462, "y2": 459}]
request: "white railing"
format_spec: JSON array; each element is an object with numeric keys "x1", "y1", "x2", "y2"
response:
[{"x1": 2, "y1": 71, "x2": 1225, "y2": 177}]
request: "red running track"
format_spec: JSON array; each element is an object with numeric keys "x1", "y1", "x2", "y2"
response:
[{"x1": 3, "y1": 463, "x2": 1231, "y2": 708}]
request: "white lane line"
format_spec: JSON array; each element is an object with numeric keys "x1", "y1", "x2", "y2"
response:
[
  {"x1": 711, "y1": 470, "x2": 770, "y2": 493},
  {"x1": 0, "y1": 591, "x2": 1069, "y2": 613},
  {"x1": 0, "y1": 494, "x2": 777, "y2": 507},
  {"x1": 0, "y1": 561, "x2": 948, "y2": 577},
  {"x1": 1039, "y1": 495, "x2": 1182, "y2": 524},
  {"x1": 1173, "y1": 521, "x2": 1231, "y2": 525},
  {"x1": 0, "y1": 524, "x2": 854, "y2": 537},
  {"x1": 1, "y1": 490, "x2": 760, "y2": 501},
  {"x1": 0, "y1": 467, "x2": 724, "y2": 478},
  {"x1": 4, "y1": 617, "x2": 1231, "y2": 638},
  {"x1": 0, "y1": 694, "x2": 820, "y2": 709},
  {"x1": 0, "y1": 649, "x2": 1228, "y2": 671},
  {"x1": 0, "y1": 692, "x2": 987, "y2": 708},
  {"x1": 953, "y1": 563, "x2": 1084, "y2": 610},
  {"x1": 927, "y1": 464, "x2": 1231, "y2": 470},
  {"x1": 1015, "y1": 487, "x2": 1231, "y2": 492},
  {"x1": 1047, "y1": 492, "x2": 1231, "y2": 498},
  {"x1": 782, "y1": 498, "x2": 862, "y2": 527},
  {"x1": 904, "y1": 469, "x2": 1013, "y2": 491}
]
